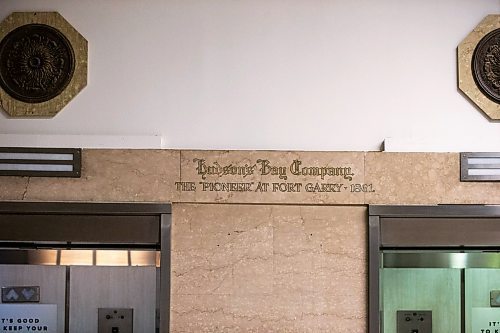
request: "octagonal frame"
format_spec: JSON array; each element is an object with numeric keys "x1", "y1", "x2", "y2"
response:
[
  {"x1": 0, "y1": 12, "x2": 87, "y2": 117},
  {"x1": 458, "y1": 15, "x2": 500, "y2": 120}
]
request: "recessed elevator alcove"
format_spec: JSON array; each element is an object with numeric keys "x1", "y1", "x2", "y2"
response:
[
  {"x1": 0, "y1": 202, "x2": 171, "y2": 333},
  {"x1": 370, "y1": 205, "x2": 500, "y2": 333}
]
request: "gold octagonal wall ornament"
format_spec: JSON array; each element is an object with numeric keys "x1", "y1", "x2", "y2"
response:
[
  {"x1": 458, "y1": 15, "x2": 500, "y2": 120},
  {"x1": 0, "y1": 12, "x2": 87, "y2": 117}
]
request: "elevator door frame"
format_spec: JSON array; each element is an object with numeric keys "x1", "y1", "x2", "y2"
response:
[
  {"x1": 369, "y1": 205, "x2": 500, "y2": 333},
  {"x1": 0, "y1": 201, "x2": 171, "y2": 333}
]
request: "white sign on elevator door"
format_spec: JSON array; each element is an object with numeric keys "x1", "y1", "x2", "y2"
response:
[
  {"x1": 0, "y1": 304, "x2": 56, "y2": 333},
  {"x1": 472, "y1": 307, "x2": 500, "y2": 333}
]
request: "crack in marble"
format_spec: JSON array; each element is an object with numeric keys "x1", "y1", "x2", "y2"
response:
[
  {"x1": 172, "y1": 307, "x2": 365, "y2": 321},
  {"x1": 171, "y1": 205, "x2": 367, "y2": 331},
  {"x1": 99, "y1": 158, "x2": 130, "y2": 166},
  {"x1": 272, "y1": 249, "x2": 322, "y2": 258},
  {"x1": 132, "y1": 168, "x2": 146, "y2": 176},
  {"x1": 319, "y1": 251, "x2": 364, "y2": 260},
  {"x1": 172, "y1": 307, "x2": 227, "y2": 316},
  {"x1": 299, "y1": 312, "x2": 365, "y2": 320},
  {"x1": 22, "y1": 177, "x2": 30, "y2": 200},
  {"x1": 209, "y1": 273, "x2": 232, "y2": 294},
  {"x1": 173, "y1": 254, "x2": 273, "y2": 278},
  {"x1": 273, "y1": 267, "x2": 364, "y2": 276},
  {"x1": 230, "y1": 314, "x2": 295, "y2": 323}
]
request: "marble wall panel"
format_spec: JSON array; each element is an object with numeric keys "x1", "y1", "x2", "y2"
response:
[
  {"x1": 365, "y1": 152, "x2": 454, "y2": 204},
  {"x1": 0, "y1": 177, "x2": 29, "y2": 200},
  {"x1": 171, "y1": 204, "x2": 367, "y2": 332},
  {"x1": 365, "y1": 152, "x2": 500, "y2": 204},
  {"x1": 179, "y1": 150, "x2": 365, "y2": 204},
  {"x1": 445, "y1": 181, "x2": 500, "y2": 204},
  {"x1": 170, "y1": 294, "x2": 233, "y2": 332},
  {"x1": 22, "y1": 149, "x2": 180, "y2": 202},
  {"x1": 441, "y1": 154, "x2": 500, "y2": 204},
  {"x1": 2, "y1": 149, "x2": 500, "y2": 205}
]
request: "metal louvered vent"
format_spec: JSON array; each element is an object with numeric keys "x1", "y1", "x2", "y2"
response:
[
  {"x1": 0, "y1": 147, "x2": 81, "y2": 177},
  {"x1": 461, "y1": 152, "x2": 500, "y2": 181}
]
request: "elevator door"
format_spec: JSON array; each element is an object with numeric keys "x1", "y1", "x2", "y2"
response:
[
  {"x1": 381, "y1": 268, "x2": 461, "y2": 333},
  {"x1": 369, "y1": 205, "x2": 500, "y2": 333},
  {"x1": 465, "y1": 268, "x2": 500, "y2": 333},
  {"x1": 380, "y1": 253, "x2": 500, "y2": 333},
  {"x1": 0, "y1": 202, "x2": 171, "y2": 333},
  {"x1": 70, "y1": 266, "x2": 156, "y2": 332},
  {"x1": 0, "y1": 265, "x2": 66, "y2": 332}
]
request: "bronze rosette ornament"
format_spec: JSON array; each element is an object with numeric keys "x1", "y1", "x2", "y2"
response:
[
  {"x1": 0, "y1": 12, "x2": 87, "y2": 117},
  {"x1": 458, "y1": 15, "x2": 500, "y2": 120}
]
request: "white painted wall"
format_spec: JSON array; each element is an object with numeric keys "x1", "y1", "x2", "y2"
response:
[{"x1": 0, "y1": 0, "x2": 498, "y2": 151}]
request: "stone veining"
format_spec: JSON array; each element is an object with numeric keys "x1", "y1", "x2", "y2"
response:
[{"x1": 171, "y1": 204, "x2": 367, "y2": 332}]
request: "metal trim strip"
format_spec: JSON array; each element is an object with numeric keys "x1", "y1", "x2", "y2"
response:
[
  {"x1": 0, "y1": 202, "x2": 172, "y2": 215},
  {"x1": 369, "y1": 205, "x2": 500, "y2": 218},
  {"x1": 159, "y1": 213, "x2": 171, "y2": 333},
  {"x1": 383, "y1": 252, "x2": 500, "y2": 268},
  {"x1": 368, "y1": 216, "x2": 381, "y2": 333}
]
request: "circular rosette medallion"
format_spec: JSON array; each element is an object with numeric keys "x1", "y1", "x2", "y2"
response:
[
  {"x1": 0, "y1": 23, "x2": 75, "y2": 104},
  {"x1": 472, "y1": 28, "x2": 500, "y2": 104}
]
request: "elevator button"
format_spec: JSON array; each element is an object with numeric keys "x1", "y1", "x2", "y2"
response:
[
  {"x1": 397, "y1": 311, "x2": 432, "y2": 333},
  {"x1": 1, "y1": 286, "x2": 40, "y2": 303},
  {"x1": 98, "y1": 308, "x2": 133, "y2": 333}
]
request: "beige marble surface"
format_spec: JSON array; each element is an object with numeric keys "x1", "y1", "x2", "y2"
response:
[
  {"x1": 22, "y1": 149, "x2": 180, "y2": 202},
  {"x1": 179, "y1": 150, "x2": 365, "y2": 204},
  {"x1": 443, "y1": 155, "x2": 500, "y2": 204},
  {"x1": 3, "y1": 150, "x2": 500, "y2": 205},
  {"x1": 365, "y1": 152, "x2": 455, "y2": 204},
  {"x1": 457, "y1": 15, "x2": 500, "y2": 119},
  {"x1": 171, "y1": 204, "x2": 367, "y2": 332},
  {"x1": 0, "y1": 176, "x2": 30, "y2": 200},
  {"x1": 365, "y1": 152, "x2": 500, "y2": 204}
]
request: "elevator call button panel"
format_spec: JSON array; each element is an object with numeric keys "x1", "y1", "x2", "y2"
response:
[
  {"x1": 98, "y1": 308, "x2": 133, "y2": 333},
  {"x1": 397, "y1": 310, "x2": 432, "y2": 333}
]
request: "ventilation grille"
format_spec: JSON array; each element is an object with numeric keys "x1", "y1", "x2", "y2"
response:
[
  {"x1": 0, "y1": 147, "x2": 81, "y2": 177},
  {"x1": 461, "y1": 152, "x2": 500, "y2": 182}
]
